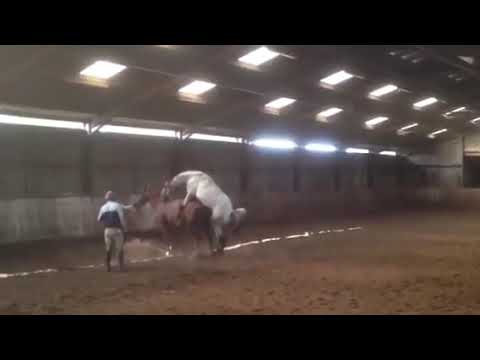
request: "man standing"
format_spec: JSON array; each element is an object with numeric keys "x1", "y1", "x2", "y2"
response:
[{"x1": 97, "y1": 191, "x2": 134, "y2": 272}]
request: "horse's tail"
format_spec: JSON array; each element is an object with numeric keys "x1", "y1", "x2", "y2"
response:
[{"x1": 230, "y1": 208, "x2": 247, "y2": 233}]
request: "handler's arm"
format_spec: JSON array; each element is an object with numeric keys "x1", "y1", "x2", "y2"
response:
[{"x1": 123, "y1": 204, "x2": 135, "y2": 212}]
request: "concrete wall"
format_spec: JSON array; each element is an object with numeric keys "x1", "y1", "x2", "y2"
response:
[
  {"x1": 404, "y1": 132, "x2": 480, "y2": 209},
  {"x1": 465, "y1": 133, "x2": 480, "y2": 154},
  {"x1": 409, "y1": 137, "x2": 463, "y2": 188},
  {"x1": 0, "y1": 124, "x2": 423, "y2": 244},
  {"x1": 410, "y1": 133, "x2": 480, "y2": 208},
  {"x1": 0, "y1": 197, "x2": 99, "y2": 243},
  {"x1": 407, "y1": 187, "x2": 480, "y2": 211},
  {"x1": 410, "y1": 132, "x2": 480, "y2": 190}
]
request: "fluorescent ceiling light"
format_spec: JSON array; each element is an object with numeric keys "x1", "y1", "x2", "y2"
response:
[
  {"x1": 451, "y1": 106, "x2": 466, "y2": 113},
  {"x1": 346, "y1": 148, "x2": 369, "y2": 154},
  {"x1": 320, "y1": 70, "x2": 354, "y2": 86},
  {"x1": 189, "y1": 133, "x2": 241, "y2": 143},
  {"x1": 80, "y1": 61, "x2": 127, "y2": 80},
  {"x1": 380, "y1": 151, "x2": 397, "y2": 156},
  {"x1": 369, "y1": 84, "x2": 398, "y2": 98},
  {"x1": 99, "y1": 125, "x2": 176, "y2": 138},
  {"x1": 0, "y1": 114, "x2": 85, "y2": 130},
  {"x1": 459, "y1": 56, "x2": 474, "y2": 65},
  {"x1": 413, "y1": 97, "x2": 438, "y2": 109},
  {"x1": 365, "y1": 116, "x2": 389, "y2": 128},
  {"x1": 444, "y1": 106, "x2": 467, "y2": 117},
  {"x1": 265, "y1": 97, "x2": 296, "y2": 110},
  {"x1": 471, "y1": 117, "x2": 480, "y2": 124},
  {"x1": 399, "y1": 123, "x2": 419, "y2": 132},
  {"x1": 318, "y1": 107, "x2": 343, "y2": 118},
  {"x1": 305, "y1": 143, "x2": 337, "y2": 153},
  {"x1": 178, "y1": 80, "x2": 216, "y2": 96},
  {"x1": 252, "y1": 138, "x2": 297, "y2": 150},
  {"x1": 238, "y1": 46, "x2": 280, "y2": 66},
  {"x1": 428, "y1": 128, "x2": 448, "y2": 139}
]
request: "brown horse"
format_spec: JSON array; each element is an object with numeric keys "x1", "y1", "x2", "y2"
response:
[{"x1": 130, "y1": 184, "x2": 214, "y2": 256}]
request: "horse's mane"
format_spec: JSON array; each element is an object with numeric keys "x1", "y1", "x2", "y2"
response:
[{"x1": 135, "y1": 183, "x2": 207, "y2": 212}]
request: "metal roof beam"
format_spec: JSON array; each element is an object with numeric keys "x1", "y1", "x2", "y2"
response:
[
  {"x1": 414, "y1": 45, "x2": 480, "y2": 83},
  {"x1": 0, "y1": 46, "x2": 58, "y2": 86}
]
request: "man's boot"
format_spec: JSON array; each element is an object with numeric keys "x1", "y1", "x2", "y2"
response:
[
  {"x1": 105, "y1": 250, "x2": 112, "y2": 272},
  {"x1": 119, "y1": 250, "x2": 125, "y2": 272}
]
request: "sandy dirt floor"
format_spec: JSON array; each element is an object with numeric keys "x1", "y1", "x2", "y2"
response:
[{"x1": 2, "y1": 210, "x2": 480, "y2": 315}]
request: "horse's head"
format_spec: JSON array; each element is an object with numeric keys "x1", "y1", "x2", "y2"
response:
[
  {"x1": 133, "y1": 184, "x2": 153, "y2": 210},
  {"x1": 160, "y1": 181, "x2": 171, "y2": 202},
  {"x1": 134, "y1": 182, "x2": 171, "y2": 208},
  {"x1": 128, "y1": 184, "x2": 161, "y2": 232}
]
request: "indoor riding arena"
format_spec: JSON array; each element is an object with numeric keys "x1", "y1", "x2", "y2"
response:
[{"x1": 1, "y1": 45, "x2": 480, "y2": 315}]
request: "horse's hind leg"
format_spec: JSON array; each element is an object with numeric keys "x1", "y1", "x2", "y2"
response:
[
  {"x1": 187, "y1": 217, "x2": 201, "y2": 259},
  {"x1": 218, "y1": 235, "x2": 227, "y2": 255},
  {"x1": 163, "y1": 229, "x2": 174, "y2": 256},
  {"x1": 188, "y1": 231, "x2": 201, "y2": 259},
  {"x1": 161, "y1": 218, "x2": 174, "y2": 256},
  {"x1": 191, "y1": 228, "x2": 200, "y2": 257},
  {"x1": 206, "y1": 223, "x2": 217, "y2": 256}
]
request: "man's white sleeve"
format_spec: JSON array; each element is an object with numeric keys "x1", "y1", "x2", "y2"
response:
[
  {"x1": 123, "y1": 204, "x2": 135, "y2": 212},
  {"x1": 118, "y1": 206, "x2": 127, "y2": 230},
  {"x1": 97, "y1": 206, "x2": 104, "y2": 222}
]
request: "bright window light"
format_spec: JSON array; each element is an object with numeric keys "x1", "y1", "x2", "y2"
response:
[
  {"x1": 380, "y1": 151, "x2": 397, "y2": 156},
  {"x1": 99, "y1": 125, "x2": 176, "y2": 138},
  {"x1": 365, "y1": 116, "x2": 389, "y2": 129},
  {"x1": 471, "y1": 117, "x2": 480, "y2": 124},
  {"x1": 80, "y1": 61, "x2": 127, "y2": 80},
  {"x1": 305, "y1": 143, "x2": 337, "y2": 153},
  {"x1": 399, "y1": 123, "x2": 419, "y2": 132},
  {"x1": 413, "y1": 97, "x2": 438, "y2": 109},
  {"x1": 318, "y1": 107, "x2": 343, "y2": 118},
  {"x1": 320, "y1": 70, "x2": 354, "y2": 86},
  {"x1": 428, "y1": 128, "x2": 448, "y2": 139},
  {"x1": 369, "y1": 84, "x2": 398, "y2": 98},
  {"x1": 189, "y1": 133, "x2": 241, "y2": 143},
  {"x1": 238, "y1": 46, "x2": 280, "y2": 66},
  {"x1": 346, "y1": 148, "x2": 369, "y2": 154},
  {"x1": 178, "y1": 80, "x2": 216, "y2": 96},
  {"x1": 265, "y1": 97, "x2": 296, "y2": 110},
  {"x1": 252, "y1": 138, "x2": 298, "y2": 150},
  {"x1": 0, "y1": 114, "x2": 85, "y2": 130}
]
